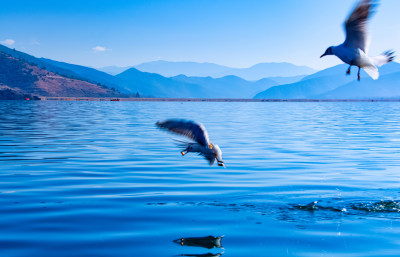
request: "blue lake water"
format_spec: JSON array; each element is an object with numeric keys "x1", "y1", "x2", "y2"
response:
[{"x1": 1, "y1": 100, "x2": 400, "y2": 256}]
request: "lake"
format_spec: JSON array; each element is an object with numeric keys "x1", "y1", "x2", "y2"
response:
[{"x1": 1, "y1": 100, "x2": 400, "y2": 257}]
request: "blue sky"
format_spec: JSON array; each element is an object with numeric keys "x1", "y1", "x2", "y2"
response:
[{"x1": 0, "y1": 0, "x2": 398, "y2": 70}]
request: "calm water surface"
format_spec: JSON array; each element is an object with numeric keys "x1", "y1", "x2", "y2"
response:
[{"x1": 1, "y1": 101, "x2": 400, "y2": 257}]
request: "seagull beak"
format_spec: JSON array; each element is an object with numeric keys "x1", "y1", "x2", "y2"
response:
[
  {"x1": 320, "y1": 53, "x2": 326, "y2": 58},
  {"x1": 217, "y1": 161, "x2": 225, "y2": 167}
]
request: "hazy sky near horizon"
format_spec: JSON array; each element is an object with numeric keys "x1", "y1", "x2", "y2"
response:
[{"x1": 1, "y1": 0, "x2": 398, "y2": 70}]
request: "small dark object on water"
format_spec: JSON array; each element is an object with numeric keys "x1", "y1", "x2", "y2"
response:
[
  {"x1": 177, "y1": 253, "x2": 223, "y2": 257},
  {"x1": 297, "y1": 201, "x2": 319, "y2": 211},
  {"x1": 173, "y1": 235, "x2": 224, "y2": 249}
]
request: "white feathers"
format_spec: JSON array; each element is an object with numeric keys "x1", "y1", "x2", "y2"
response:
[
  {"x1": 372, "y1": 51, "x2": 396, "y2": 67},
  {"x1": 363, "y1": 65, "x2": 379, "y2": 80}
]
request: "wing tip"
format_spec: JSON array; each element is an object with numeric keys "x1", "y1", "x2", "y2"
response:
[
  {"x1": 384, "y1": 50, "x2": 396, "y2": 63},
  {"x1": 155, "y1": 120, "x2": 163, "y2": 128}
]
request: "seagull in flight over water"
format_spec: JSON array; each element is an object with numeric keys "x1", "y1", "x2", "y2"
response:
[
  {"x1": 156, "y1": 119, "x2": 225, "y2": 167},
  {"x1": 320, "y1": 0, "x2": 395, "y2": 81}
]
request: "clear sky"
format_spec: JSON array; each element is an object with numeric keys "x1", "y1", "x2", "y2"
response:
[{"x1": 0, "y1": 0, "x2": 398, "y2": 70}]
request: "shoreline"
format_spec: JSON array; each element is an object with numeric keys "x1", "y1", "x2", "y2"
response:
[{"x1": 35, "y1": 97, "x2": 400, "y2": 102}]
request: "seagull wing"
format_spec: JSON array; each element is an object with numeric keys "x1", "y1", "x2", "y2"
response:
[
  {"x1": 198, "y1": 151, "x2": 216, "y2": 166},
  {"x1": 343, "y1": 0, "x2": 377, "y2": 54},
  {"x1": 156, "y1": 119, "x2": 211, "y2": 147}
]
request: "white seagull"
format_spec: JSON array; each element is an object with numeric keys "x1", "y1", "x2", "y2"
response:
[
  {"x1": 320, "y1": 0, "x2": 394, "y2": 81},
  {"x1": 156, "y1": 119, "x2": 225, "y2": 167}
]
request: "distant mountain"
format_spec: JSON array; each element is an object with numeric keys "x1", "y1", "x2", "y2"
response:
[
  {"x1": 133, "y1": 60, "x2": 316, "y2": 80},
  {"x1": 268, "y1": 75, "x2": 306, "y2": 85},
  {"x1": 97, "y1": 66, "x2": 132, "y2": 76},
  {"x1": 115, "y1": 68, "x2": 211, "y2": 98},
  {"x1": 115, "y1": 66, "x2": 281, "y2": 98},
  {"x1": 134, "y1": 60, "x2": 232, "y2": 78},
  {"x1": 254, "y1": 62, "x2": 400, "y2": 99},
  {"x1": 171, "y1": 75, "x2": 277, "y2": 98},
  {"x1": 214, "y1": 62, "x2": 316, "y2": 80},
  {"x1": 318, "y1": 72, "x2": 400, "y2": 99},
  {"x1": 0, "y1": 52, "x2": 119, "y2": 99}
]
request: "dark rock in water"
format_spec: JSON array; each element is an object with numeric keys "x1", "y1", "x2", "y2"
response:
[{"x1": 173, "y1": 236, "x2": 224, "y2": 249}]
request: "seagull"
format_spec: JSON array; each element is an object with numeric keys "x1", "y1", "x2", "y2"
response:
[
  {"x1": 320, "y1": 0, "x2": 395, "y2": 81},
  {"x1": 156, "y1": 119, "x2": 225, "y2": 167}
]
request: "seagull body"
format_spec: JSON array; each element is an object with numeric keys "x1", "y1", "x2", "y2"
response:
[
  {"x1": 156, "y1": 119, "x2": 225, "y2": 167},
  {"x1": 321, "y1": 0, "x2": 394, "y2": 81}
]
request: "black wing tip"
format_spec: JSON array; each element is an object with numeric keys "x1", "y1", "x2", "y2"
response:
[
  {"x1": 155, "y1": 120, "x2": 168, "y2": 129},
  {"x1": 155, "y1": 120, "x2": 162, "y2": 127},
  {"x1": 383, "y1": 50, "x2": 396, "y2": 63}
]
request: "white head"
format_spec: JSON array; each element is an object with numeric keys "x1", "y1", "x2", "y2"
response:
[{"x1": 212, "y1": 144, "x2": 224, "y2": 167}]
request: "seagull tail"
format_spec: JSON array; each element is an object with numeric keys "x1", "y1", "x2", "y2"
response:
[
  {"x1": 363, "y1": 65, "x2": 379, "y2": 80},
  {"x1": 372, "y1": 51, "x2": 395, "y2": 67}
]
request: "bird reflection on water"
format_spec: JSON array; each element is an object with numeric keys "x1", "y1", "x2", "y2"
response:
[
  {"x1": 176, "y1": 253, "x2": 223, "y2": 257},
  {"x1": 173, "y1": 236, "x2": 224, "y2": 257}
]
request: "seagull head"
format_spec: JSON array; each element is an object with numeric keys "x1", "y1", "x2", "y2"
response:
[
  {"x1": 320, "y1": 47, "x2": 333, "y2": 58},
  {"x1": 212, "y1": 144, "x2": 225, "y2": 167}
]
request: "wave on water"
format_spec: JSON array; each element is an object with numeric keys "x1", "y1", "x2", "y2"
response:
[
  {"x1": 148, "y1": 199, "x2": 400, "y2": 220},
  {"x1": 293, "y1": 200, "x2": 400, "y2": 215}
]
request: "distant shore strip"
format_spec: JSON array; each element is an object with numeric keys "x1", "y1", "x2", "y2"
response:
[{"x1": 36, "y1": 97, "x2": 400, "y2": 102}]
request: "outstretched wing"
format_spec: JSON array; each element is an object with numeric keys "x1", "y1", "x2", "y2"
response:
[
  {"x1": 156, "y1": 119, "x2": 210, "y2": 147},
  {"x1": 344, "y1": 0, "x2": 377, "y2": 54}
]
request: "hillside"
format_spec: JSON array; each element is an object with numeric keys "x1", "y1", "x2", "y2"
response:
[
  {"x1": 0, "y1": 44, "x2": 124, "y2": 93},
  {"x1": 0, "y1": 52, "x2": 119, "y2": 99},
  {"x1": 40, "y1": 58, "x2": 123, "y2": 92}
]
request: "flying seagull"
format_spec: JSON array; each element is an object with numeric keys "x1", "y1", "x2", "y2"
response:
[
  {"x1": 156, "y1": 119, "x2": 225, "y2": 167},
  {"x1": 320, "y1": 0, "x2": 394, "y2": 81}
]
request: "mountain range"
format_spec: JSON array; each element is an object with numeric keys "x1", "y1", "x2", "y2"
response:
[
  {"x1": 254, "y1": 62, "x2": 400, "y2": 99},
  {"x1": 99, "y1": 60, "x2": 316, "y2": 80},
  {"x1": 0, "y1": 44, "x2": 291, "y2": 98},
  {"x1": 2, "y1": 43, "x2": 400, "y2": 100}
]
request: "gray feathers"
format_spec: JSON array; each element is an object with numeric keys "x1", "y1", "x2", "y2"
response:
[
  {"x1": 344, "y1": 0, "x2": 378, "y2": 54},
  {"x1": 156, "y1": 119, "x2": 210, "y2": 147}
]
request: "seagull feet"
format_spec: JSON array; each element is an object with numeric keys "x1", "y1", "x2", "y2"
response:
[
  {"x1": 357, "y1": 67, "x2": 361, "y2": 81},
  {"x1": 346, "y1": 67, "x2": 351, "y2": 75}
]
